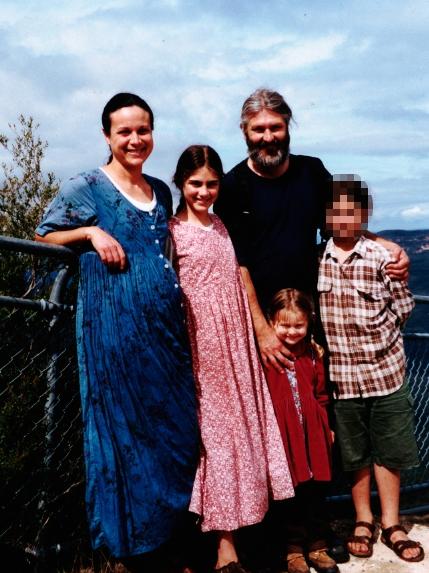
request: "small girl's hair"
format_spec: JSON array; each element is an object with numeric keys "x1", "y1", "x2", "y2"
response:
[
  {"x1": 173, "y1": 145, "x2": 224, "y2": 214},
  {"x1": 267, "y1": 288, "x2": 324, "y2": 359}
]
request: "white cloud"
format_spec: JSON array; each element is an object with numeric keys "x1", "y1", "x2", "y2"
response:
[
  {"x1": 255, "y1": 34, "x2": 346, "y2": 72},
  {"x1": 0, "y1": 0, "x2": 428, "y2": 230},
  {"x1": 196, "y1": 33, "x2": 346, "y2": 81},
  {"x1": 401, "y1": 205, "x2": 429, "y2": 221}
]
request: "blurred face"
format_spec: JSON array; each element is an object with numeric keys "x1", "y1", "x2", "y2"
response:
[
  {"x1": 244, "y1": 109, "x2": 290, "y2": 170},
  {"x1": 326, "y1": 194, "x2": 368, "y2": 240},
  {"x1": 104, "y1": 105, "x2": 153, "y2": 169},
  {"x1": 182, "y1": 166, "x2": 220, "y2": 216},
  {"x1": 273, "y1": 309, "x2": 309, "y2": 348}
]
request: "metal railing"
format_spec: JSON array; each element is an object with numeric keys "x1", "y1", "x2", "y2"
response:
[
  {"x1": 0, "y1": 234, "x2": 428, "y2": 568},
  {"x1": 0, "y1": 235, "x2": 81, "y2": 570}
]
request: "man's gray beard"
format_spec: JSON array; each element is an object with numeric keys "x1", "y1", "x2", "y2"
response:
[{"x1": 246, "y1": 139, "x2": 290, "y2": 172}]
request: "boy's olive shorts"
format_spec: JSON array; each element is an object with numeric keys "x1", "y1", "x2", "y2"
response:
[{"x1": 334, "y1": 382, "x2": 419, "y2": 472}]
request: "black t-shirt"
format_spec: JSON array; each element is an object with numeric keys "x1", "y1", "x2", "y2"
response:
[{"x1": 214, "y1": 154, "x2": 331, "y2": 310}]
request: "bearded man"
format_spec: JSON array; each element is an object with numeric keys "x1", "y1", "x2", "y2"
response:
[{"x1": 214, "y1": 88, "x2": 409, "y2": 373}]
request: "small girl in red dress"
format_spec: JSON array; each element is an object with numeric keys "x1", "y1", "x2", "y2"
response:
[{"x1": 265, "y1": 288, "x2": 338, "y2": 573}]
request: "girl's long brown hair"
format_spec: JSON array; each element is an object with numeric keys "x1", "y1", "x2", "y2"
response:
[{"x1": 173, "y1": 145, "x2": 224, "y2": 214}]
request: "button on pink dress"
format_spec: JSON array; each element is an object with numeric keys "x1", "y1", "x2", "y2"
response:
[{"x1": 169, "y1": 215, "x2": 294, "y2": 532}]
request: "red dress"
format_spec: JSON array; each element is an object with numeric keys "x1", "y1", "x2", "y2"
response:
[{"x1": 265, "y1": 348, "x2": 332, "y2": 487}]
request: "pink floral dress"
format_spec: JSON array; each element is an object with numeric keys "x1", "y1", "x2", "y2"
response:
[{"x1": 169, "y1": 215, "x2": 294, "y2": 532}]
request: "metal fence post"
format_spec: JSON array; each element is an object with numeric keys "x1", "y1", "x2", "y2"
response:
[{"x1": 36, "y1": 265, "x2": 76, "y2": 562}]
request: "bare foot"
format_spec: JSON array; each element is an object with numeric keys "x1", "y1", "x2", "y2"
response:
[
  {"x1": 383, "y1": 525, "x2": 423, "y2": 561},
  {"x1": 216, "y1": 531, "x2": 239, "y2": 569},
  {"x1": 348, "y1": 522, "x2": 375, "y2": 557}
]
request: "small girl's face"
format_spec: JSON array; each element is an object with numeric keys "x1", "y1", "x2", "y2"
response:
[
  {"x1": 182, "y1": 166, "x2": 220, "y2": 215},
  {"x1": 272, "y1": 309, "x2": 309, "y2": 348}
]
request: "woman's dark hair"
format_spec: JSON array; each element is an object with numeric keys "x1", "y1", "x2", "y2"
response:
[
  {"x1": 102, "y1": 93, "x2": 154, "y2": 164},
  {"x1": 267, "y1": 288, "x2": 324, "y2": 358},
  {"x1": 173, "y1": 145, "x2": 224, "y2": 214},
  {"x1": 102, "y1": 92, "x2": 154, "y2": 133}
]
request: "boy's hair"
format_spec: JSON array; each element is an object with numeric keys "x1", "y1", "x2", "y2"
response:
[
  {"x1": 267, "y1": 288, "x2": 324, "y2": 358},
  {"x1": 328, "y1": 174, "x2": 373, "y2": 212}
]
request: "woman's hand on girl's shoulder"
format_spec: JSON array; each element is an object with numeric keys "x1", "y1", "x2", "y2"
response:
[{"x1": 86, "y1": 227, "x2": 127, "y2": 270}]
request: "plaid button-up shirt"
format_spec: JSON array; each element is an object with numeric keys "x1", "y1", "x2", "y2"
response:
[{"x1": 318, "y1": 236, "x2": 414, "y2": 399}]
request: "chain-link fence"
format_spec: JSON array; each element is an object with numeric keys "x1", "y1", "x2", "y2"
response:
[
  {"x1": 0, "y1": 236, "x2": 86, "y2": 571},
  {"x1": 1, "y1": 234, "x2": 428, "y2": 570}
]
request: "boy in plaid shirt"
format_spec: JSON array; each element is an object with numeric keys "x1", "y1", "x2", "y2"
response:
[{"x1": 318, "y1": 176, "x2": 424, "y2": 563}]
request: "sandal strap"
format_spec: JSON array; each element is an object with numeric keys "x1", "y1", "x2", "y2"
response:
[
  {"x1": 308, "y1": 549, "x2": 329, "y2": 556},
  {"x1": 348, "y1": 521, "x2": 376, "y2": 546},
  {"x1": 381, "y1": 524, "x2": 424, "y2": 561},
  {"x1": 287, "y1": 553, "x2": 306, "y2": 563},
  {"x1": 348, "y1": 534, "x2": 372, "y2": 544},
  {"x1": 355, "y1": 520, "x2": 376, "y2": 534},
  {"x1": 382, "y1": 523, "x2": 406, "y2": 542},
  {"x1": 392, "y1": 539, "x2": 422, "y2": 552}
]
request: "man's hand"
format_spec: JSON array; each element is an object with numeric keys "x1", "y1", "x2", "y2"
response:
[
  {"x1": 385, "y1": 243, "x2": 410, "y2": 281},
  {"x1": 367, "y1": 233, "x2": 410, "y2": 281},
  {"x1": 257, "y1": 324, "x2": 294, "y2": 373},
  {"x1": 238, "y1": 266, "x2": 294, "y2": 372}
]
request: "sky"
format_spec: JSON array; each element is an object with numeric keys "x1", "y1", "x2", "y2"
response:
[{"x1": 0, "y1": 0, "x2": 428, "y2": 230}]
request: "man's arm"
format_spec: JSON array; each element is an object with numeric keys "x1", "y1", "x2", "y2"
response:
[
  {"x1": 379, "y1": 257, "x2": 415, "y2": 326},
  {"x1": 240, "y1": 266, "x2": 293, "y2": 372},
  {"x1": 389, "y1": 279, "x2": 415, "y2": 325},
  {"x1": 364, "y1": 231, "x2": 409, "y2": 281}
]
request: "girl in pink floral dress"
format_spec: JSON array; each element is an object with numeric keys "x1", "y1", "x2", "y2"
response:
[{"x1": 168, "y1": 145, "x2": 294, "y2": 573}]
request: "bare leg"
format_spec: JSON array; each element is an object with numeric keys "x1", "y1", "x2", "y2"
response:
[
  {"x1": 216, "y1": 531, "x2": 239, "y2": 569},
  {"x1": 374, "y1": 463, "x2": 421, "y2": 560},
  {"x1": 348, "y1": 466, "x2": 374, "y2": 555}
]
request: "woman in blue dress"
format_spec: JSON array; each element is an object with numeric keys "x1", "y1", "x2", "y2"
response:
[{"x1": 35, "y1": 93, "x2": 199, "y2": 560}]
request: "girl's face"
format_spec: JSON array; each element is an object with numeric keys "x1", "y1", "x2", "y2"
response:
[
  {"x1": 104, "y1": 105, "x2": 153, "y2": 170},
  {"x1": 272, "y1": 309, "x2": 309, "y2": 348},
  {"x1": 182, "y1": 166, "x2": 220, "y2": 215}
]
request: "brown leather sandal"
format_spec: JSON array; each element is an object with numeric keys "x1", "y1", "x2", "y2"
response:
[
  {"x1": 307, "y1": 549, "x2": 339, "y2": 573},
  {"x1": 286, "y1": 552, "x2": 310, "y2": 573},
  {"x1": 381, "y1": 524, "x2": 424, "y2": 563},
  {"x1": 347, "y1": 521, "x2": 376, "y2": 558}
]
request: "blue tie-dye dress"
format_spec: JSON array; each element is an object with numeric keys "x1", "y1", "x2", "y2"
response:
[{"x1": 36, "y1": 168, "x2": 198, "y2": 557}]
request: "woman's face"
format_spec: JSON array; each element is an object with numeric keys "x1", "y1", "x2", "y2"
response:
[{"x1": 104, "y1": 105, "x2": 153, "y2": 169}]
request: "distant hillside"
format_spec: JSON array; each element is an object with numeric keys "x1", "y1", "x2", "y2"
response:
[
  {"x1": 378, "y1": 229, "x2": 429, "y2": 257},
  {"x1": 379, "y1": 229, "x2": 429, "y2": 333}
]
